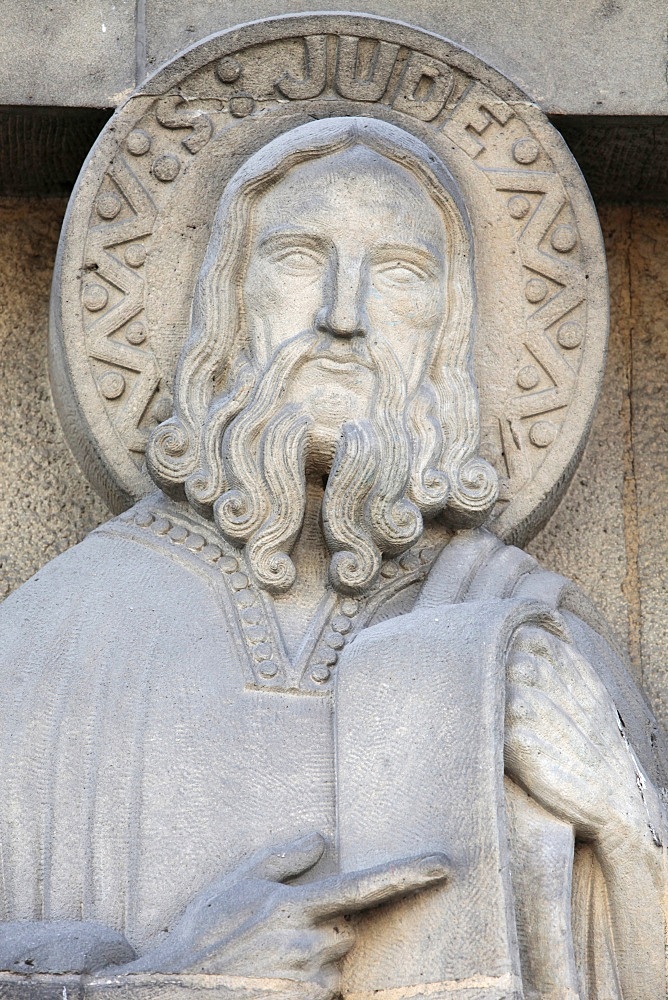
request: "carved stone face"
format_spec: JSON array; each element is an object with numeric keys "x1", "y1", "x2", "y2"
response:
[{"x1": 242, "y1": 145, "x2": 446, "y2": 460}]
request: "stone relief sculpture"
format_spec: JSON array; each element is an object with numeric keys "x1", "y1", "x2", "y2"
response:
[{"x1": 0, "y1": 14, "x2": 666, "y2": 1000}]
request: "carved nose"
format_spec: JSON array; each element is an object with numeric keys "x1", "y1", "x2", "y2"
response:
[{"x1": 316, "y1": 258, "x2": 368, "y2": 337}]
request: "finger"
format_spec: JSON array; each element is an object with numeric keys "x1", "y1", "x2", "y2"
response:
[
  {"x1": 245, "y1": 833, "x2": 326, "y2": 882},
  {"x1": 504, "y1": 722, "x2": 604, "y2": 833},
  {"x1": 298, "y1": 853, "x2": 449, "y2": 920},
  {"x1": 512, "y1": 627, "x2": 606, "y2": 712},
  {"x1": 507, "y1": 643, "x2": 618, "y2": 758},
  {"x1": 289, "y1": 924, "x2": 357, "y2": 965},
  {"x1": 506, "y1": 682, "x2": 602, "y2": 769}
]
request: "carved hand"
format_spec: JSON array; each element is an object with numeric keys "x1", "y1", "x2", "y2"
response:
[
  {"x1": 119, "y1": 833, "x2": 449, "y2": 995},
  {"x1": 504, "y1": 624, "x2": 666, "y2": 846}
]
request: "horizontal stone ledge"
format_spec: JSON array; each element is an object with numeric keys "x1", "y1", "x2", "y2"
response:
[{"x1": 2, "y1": 2, "x2": 668, "y2": 117}]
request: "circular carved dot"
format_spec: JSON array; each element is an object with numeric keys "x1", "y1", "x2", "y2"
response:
[
  {"x1": 125, "y1": 320, "x2": 146, "y2": 345},
  {"x1": 228, "y1": 93, "x2": 255, "y2": 118},
  {"x1": 185, "y1": 533, "x2": 206, "y2": 552},
  {"x1": 217, "y1": 57, "x2": 242, "y2": 83},
  {"x1": 83, "y1": 283, "x2": 109, "y2": 312},
  {"x1": 126, "y1": 129, "x2": 151, "y2": 156},
  {"x1": 399, "y1": 551, "x2": 419, "y2": 571},
  {"x1": 168, "y1": 526, "x2": 188, "y2": 544},
  {"x1": 516, "y1": 364, "x2": 541, "y2": 390},
  {"x1": 259, "y1": 661, "x2": 279, "y2": 679},
  {"x1": 311, "y1": 665, "x2": 331, "y2": 684},
  {"x1": 219, "y1": 555, "x2": 239, "y2": 574},
  {"x1": 318, "y1": 648, "x2": 338, "y2": 667},
  {"x1": 331, "y1": 615, "x2": 352, "y2": 634},
  {"x1": 152, "y1": 396, "x2": 173, "y2": 423},
  {"x1": 241, "y1": 607, "x2": 262, "y2": 625},
  {"x1": 134, "y1": 511, "x2": 155, "y2": 529},
  {"x1": 246, "y1": 625, "x2": 268, "y2": 644},
  {"x1": 153, "y1": 517, "x2": 171, "y2": 535},
  {"x1": 230, "y1": 571, "x2": 249, "y2": 591},
  {"x1": 201, "y1": 543, "x2": 222, "y2": 562},
  {"x1": 525, "y1": 278, "x2": 548, "y2": 304},
  {"x1": 253, "y1": 643, "x2": 272, "y2": 663},
  {"x1": 325, "y1": 633, "x2": 345, "y2": 651},
  {"x1": 96, "y1": 192, "x2": 121, "y2": 220},
  {"x1": 557, "y1": 321, "x2": 583, "y2": 349},
  {"x1": 380, "y1": 561, "x2": 399, "y2": 579},
  {"x1": 124, "y1": 243, "x2": 147, "y2": 268},
  {"x1": 98, "y1": 371, "x2": 125, "y2": 399},
  {"x1": 507, "y1": 195, "x2": 530, "y2": 220},
  {"x1": 551, "y1": 224, "x2": 578, "y2": 253},
  {"x1": 513, "y1": 137, "x2": 540, "y2": 165},
  {"x1": 235, "y1": 589, "x2": 255, "y2": 608},
  {"x1": 529, "y1": 420, "x2": 558, "y2": 448},
  {"x1": 152, "y1": 153, "x2": 181, "y2": 182},
  {"x1": 340, "y1": 599, "x2": 358, "y2": 617}
]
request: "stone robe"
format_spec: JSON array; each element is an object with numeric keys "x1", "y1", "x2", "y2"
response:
[{"x1": 0, "y1": 494, "x2": 665, "y2": 998}]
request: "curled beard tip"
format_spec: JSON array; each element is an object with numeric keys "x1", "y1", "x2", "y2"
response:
[
  {"x1": 213, "y1": 487, "x2": 263, "y2": 543},
  {"x1": 445, "y1": 456, "x2": 499, "y2": 527},
  {"x1": 328, "y1": 546, "x2": 381, "y2": 596},
  {"x1": 184, "y1": 471, "x2": 222, "y2": 516},
  {"x1": 146, "y1": 417, "x2": 193, "y2": 485},
  {"x1": 249, "y1": 547, "x2": 297, "y2": 595},
  {"x1": 408, "y1": 468, "x2": 450, "y2": 515}
]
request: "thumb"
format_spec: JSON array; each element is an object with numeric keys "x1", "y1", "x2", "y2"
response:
[{"x1": 245, "y1": 832, "x2": 326, "y2": 882}]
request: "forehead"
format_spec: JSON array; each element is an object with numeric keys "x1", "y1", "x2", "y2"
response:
[{"x1": 250, "y1": 145, "x2": 446, "y2": 250}]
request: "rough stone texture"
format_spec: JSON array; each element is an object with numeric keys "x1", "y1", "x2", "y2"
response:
[
  {"x1": 141, "y1": 0, "x2": 668, "y2": 116},
  {"x1": 48, "y1": 14, "x2": 610, "y2": 545},
  {"x1": 0, "y1": 1, "x2": 136, "y2": 108},
  {"x1": 0, "y1": 91, "x2": 666, "y2": 991},
  {"x1": 0, "y1": 199, "x2": 110, "y2": 600},
  {"x1": 0, "y1": 3, "x2": 667, "y2": 116},
  {"x1": 0, "y1": 197, "x2": 665, "y2": 733},
  {"x1": 530, "y1": 205, "x2": 668, "y2": 722}
]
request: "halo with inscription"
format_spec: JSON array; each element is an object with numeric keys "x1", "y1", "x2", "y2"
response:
[{"x1": 49, "y1": 13, "x2": 608, "y2": 546}]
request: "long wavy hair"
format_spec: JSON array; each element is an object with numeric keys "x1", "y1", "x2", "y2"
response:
[{"x1": 147, "y1": 117, "x2": 498, "y2": 593}]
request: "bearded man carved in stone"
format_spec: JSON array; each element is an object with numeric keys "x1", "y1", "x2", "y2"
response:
[{"x1": 0, "y1": 118, "x2": 666, "y2": 1000}]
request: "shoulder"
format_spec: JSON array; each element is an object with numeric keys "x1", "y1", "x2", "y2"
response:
[
  {"x1": 0, "y1": 495, "x2": 227, "y2": 642},
  {"x1": 419, "y1": 528, "x2": 668, "y2": 787},
  {"x1": 419, "y1": 528, "x2": 616, "y2": 645}
]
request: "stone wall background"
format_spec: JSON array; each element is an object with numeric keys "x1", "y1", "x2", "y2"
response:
[{"x1": 0, "y1": 197, "x2": 666, "y2": 727}]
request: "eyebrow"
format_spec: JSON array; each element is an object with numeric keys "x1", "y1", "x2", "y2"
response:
[
  {"x1": 371, "y1": 242, "x2": 442, "y2": 271},
  {"x1": 257, "y1": 228, "x2": 329, "y2": 252},
  {"x1": 255, "y1": 230, "x2": 443, "y2": 270}
]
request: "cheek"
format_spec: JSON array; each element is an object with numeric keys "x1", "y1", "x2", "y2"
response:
[
  {"x1": 243, "y1": 262, "x2": 325, "y2": 354},
  {"x1": 367, "y1": 284, "x2": 443, "y2": 374},
  {"x1": 367, "y1": 281, "x2": 442, "y2": 327}
]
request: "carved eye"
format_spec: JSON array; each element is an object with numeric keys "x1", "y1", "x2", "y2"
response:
[
  {"x1": 374, "y1": 261, "x2": 430, "y2": 286},
  {"x1": 273, "y1": 247, "x2": 324, "y2": 275}
]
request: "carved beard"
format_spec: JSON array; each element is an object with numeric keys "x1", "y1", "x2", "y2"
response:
[{"x1": 213, "y1": 330, "x2": 427, "y2": 596}]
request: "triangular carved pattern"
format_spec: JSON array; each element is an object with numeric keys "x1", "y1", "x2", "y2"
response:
[{"x1": 84, "y1": 156, "x2": 160, "y2": 453}]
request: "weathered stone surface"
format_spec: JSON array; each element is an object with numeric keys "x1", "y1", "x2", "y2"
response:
[
  {"x1": 3, "y1": 199, "x2": 662, "y2": 718},
  {"x1": 0, "y1": 1, "x2": 136, "y2": 108},
  {"x1": 0, "y1": 199, "x2": 110, "y2": 600},
  {"x1": 49, "y1": 13, "x2": 610, "y2": 546},
  {"x1": 0, "y1": 3, "x2": 666, "y2": 117},
  {"x1": 0, "y1": 17, "x2": 666, "y2": 998},
  {"x1": 144, "y1": 0, "x2": 668, "y2": 116},
  {"x1": 626, "y1": 206, "x2": 668, "y2": 726}
]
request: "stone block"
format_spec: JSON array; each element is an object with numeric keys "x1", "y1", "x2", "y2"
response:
[
  {"x1": 0, "y1": 1, "x2": 135, "y2": 108},
  {"x1": 144, "y1": 0, "x2": 668, "y2": 115}
]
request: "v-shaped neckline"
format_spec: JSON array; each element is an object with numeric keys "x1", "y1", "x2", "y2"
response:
[{"x1": 110, "y1": 495, "x2": 448, "y2": 695}]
